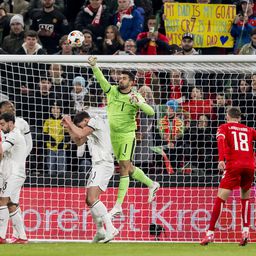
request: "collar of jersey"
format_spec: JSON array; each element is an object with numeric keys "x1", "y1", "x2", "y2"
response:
[{"x1": 118, "y1": 88, "x2": 131, "y2": 94}]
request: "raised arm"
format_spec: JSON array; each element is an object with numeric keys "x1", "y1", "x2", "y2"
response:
[
  {"x1": 62, "y1": 115, "x2": 94, "y2": 146},
  {"x1": 88, "y1": 56, "x2": 112, "y2": 93}
]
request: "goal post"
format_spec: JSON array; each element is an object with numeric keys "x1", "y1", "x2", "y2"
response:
[{"x1": 1, "y1": 55, "x2": 256, "y2": 242}]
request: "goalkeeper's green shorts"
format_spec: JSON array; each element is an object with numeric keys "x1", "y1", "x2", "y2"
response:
[{"x1": 110, "y1": 132, "x2": 136, "y2": 161}]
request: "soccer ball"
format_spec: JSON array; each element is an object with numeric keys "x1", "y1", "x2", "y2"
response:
[{"x1": 67, "y1": 30, "x2": 85, "y2": 48}]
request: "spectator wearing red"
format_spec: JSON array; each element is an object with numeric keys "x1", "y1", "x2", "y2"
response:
[
  {"x1": 168, "y1": 70, "x2": 189, "y2": 103},
  {"x1": 113, "y1": 0, "x2": 144, "y2": 41},
  {"x1": 136, "y1": 15, "x2": 171, "y2": 55},
  {"x1": 75, "y1": 0, "x2": 110, "y2": 47},
  {"x1": 182, "y1": 86, "x2": 213, "y2": 120}
]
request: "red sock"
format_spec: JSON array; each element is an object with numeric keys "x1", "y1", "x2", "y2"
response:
[
  {"x1": 209, "y1": 197, "x2": 225, "y2": 231},
  {"x1": 241, "y1": 199, "x2": 251, "y2": 228}
]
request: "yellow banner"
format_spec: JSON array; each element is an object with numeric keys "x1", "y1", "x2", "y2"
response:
[{"x1": 164, "y1": 3, "x2": 236, "y2": 48}]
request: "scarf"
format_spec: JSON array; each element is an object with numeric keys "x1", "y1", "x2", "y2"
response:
[
  {"x1": 84, "y1": 4, "x2": 103, "y2": 26},
  {"x1": 116, "y1": 6, "x2": 133, "y2": 28}
]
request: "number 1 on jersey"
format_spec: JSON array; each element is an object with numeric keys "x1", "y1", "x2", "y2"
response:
[{"x1": 231, "y1": 131, "x2": 249, "y2": 151}]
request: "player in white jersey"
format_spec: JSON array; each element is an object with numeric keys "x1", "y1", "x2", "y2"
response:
[
  {"x1": 62, "y1": 112, "x2": 118, "y2": 243},
  {"x1": 0, "y1": 113, "x2": 28, "y2": 244},
  {"x1": 0, "y1": 101, "x2": 32, "y2": 243},
  {"x1": 0, "y1": 101, "x2": 32, "y2": 156}
]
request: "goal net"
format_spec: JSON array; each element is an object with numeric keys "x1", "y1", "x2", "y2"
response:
[{"x1": 1, "y1": 55, "x2": 256, "y2": 242}]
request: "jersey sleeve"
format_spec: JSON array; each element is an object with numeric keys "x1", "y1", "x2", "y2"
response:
[
  {"x1": 2, "y1": 132, "x2": 16, "y2": 152},
  {"x1": 216, "y1": 125, "x2": 226, "y2": 139},
  {"x1": 252, "y1": 128, "x2": 256, "y2": 141},
  {"x1": 23, "y1": 119, "x2": 33, "y2": 156},
  {"x1": 136, "y1": 93, "x2": 155, "y2": 116},
  {"x1": 92, "y1": 66, "x2": 112, "y2": 94},
  {"x1": 87, "y1": 117, "x2": 99, "y2": 131}
]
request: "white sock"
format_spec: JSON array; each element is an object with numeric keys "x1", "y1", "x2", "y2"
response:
[
  {"x1": 91, "y1": 200, "x2": 116, "y2": 233},
  {"x1": 91, "y1": 212, "x2": 105, "y2": 233},
  {"x1": 10, "y1": 207, "x2": 20, "y2": 238},
  {"x1": 242, "y1": 227, "x2": 249, "y2": 233},
  {"x1": 10, "y1": 207, "x2": 27, "y2": 240},
  {"x1": 206, "y1": 230, "x2": 214, "y2": 236},
  {"x1": 113, "y1": 202, "x2": 122, "y2": 210},
  {"x1": 0, "y1": 206, "x2": 9, "y2": 239}
]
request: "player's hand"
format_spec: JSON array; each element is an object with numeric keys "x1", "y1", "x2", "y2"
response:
[
  {"x1": 129, "y1": 92, "x2": 139, "y2": 104},
  {"x1": 130, "y1": 92, "x2": 144, "y2": 106},
  {"x1": 61, "y1": 115, "x2": 72, "y2": 128},
  {"x1": 218, "y1": 161, "x2": 226, "y2": 173},
  {"x1": 88, "y1": 56, "x2": 97, "y2": 67}
]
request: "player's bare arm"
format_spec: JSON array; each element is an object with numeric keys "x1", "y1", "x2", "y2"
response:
[{"x1": 62, "y1": 115, "x2": 93, "y2": 146}]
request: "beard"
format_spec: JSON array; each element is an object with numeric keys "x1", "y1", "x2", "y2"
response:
[
  {"x1": 183, "y1": 46, "x2": 193, "y2": 52},
  {"x1": 118, "y1": 84, "x2": 129, "y2": 90},
  {"x1": 44, "y1": 3, "x2": 54, "y2": 8},
  {"x1": 2, "y1": 128, "x2": 10, "y2": 134}
]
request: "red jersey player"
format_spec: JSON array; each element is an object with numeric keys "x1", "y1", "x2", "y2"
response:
[{"x1": 200, "y1": 107, "x2": 256, "y2": 246}]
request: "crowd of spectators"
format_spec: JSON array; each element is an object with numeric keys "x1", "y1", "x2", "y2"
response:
[
  {"x1": 0, "y1": 0, "x2": 256, "y2": 56},
  {"x1": 0, "y1": 0, "x2": 256, "y2": 179}
]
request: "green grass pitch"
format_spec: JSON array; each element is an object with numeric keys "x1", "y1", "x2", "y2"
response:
[{"x1": 0, "y1": 243, "x2": 255, "y2": 256}]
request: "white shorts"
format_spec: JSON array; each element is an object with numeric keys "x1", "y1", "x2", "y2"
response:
[
  {"x1": 87, "y1": 161, "x2": 114, "y2": 192},
  {"x1": 0, "y1": 175, "x2": 25, "y2": 204}
]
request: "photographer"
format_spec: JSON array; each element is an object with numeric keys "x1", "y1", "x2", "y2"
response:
[
  {"x1": 231, "y1": 0, "x2": 256, "y2": 53},
  {"x1": 136, "y1": 15, "x2": 171, "y2": 55}
]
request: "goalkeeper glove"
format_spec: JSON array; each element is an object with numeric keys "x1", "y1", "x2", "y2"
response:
[
  {"x1": 129, "y1": 92, "x2": 144, "y2": 106},
  {"x1": 88, "y1": 56, "x2": 97, "y2": 67}
]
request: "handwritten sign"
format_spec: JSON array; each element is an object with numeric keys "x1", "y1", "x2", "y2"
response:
[{"x1": 164, "y1": 3, "x2": 236, "y2": 48}]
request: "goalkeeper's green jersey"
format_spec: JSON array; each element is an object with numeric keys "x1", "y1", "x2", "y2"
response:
[{"x1": 92, "y1": 66, "x2": 155, "y2": 133}]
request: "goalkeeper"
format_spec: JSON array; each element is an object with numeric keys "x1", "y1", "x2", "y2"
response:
[{"x1": 88, "y1": 56, "x2": 160, "y2": 217}]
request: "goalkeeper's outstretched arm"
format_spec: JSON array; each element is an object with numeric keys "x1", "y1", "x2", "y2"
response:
[
  {"x1": 88, "y1": 56, "x2": 111, "y2": 93},
  {"x1": 139, "y1": 102, "x2": 155, "y2": 116}
]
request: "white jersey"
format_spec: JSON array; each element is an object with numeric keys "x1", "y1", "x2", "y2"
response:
[
  {"x1": 1, "y1": 128, "x2": 27, "y2": 178},
  {"x1": 87, "y1": 116, "x2": 113, "y2": 165},
  {"x1": 15, "y1": 117, "x2": 33, "y2": 156}
]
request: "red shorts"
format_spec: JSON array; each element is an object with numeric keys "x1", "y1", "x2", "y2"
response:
[{"x1": 219, "y1": 168, "x2": 255, "y2": 191}]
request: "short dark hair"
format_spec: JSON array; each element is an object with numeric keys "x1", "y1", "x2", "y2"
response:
[
  {"x1": 73, "y1": 111, "x2": 90, "y2": 125},
  {"x1": 217, "y1": 92, "x2": 225, "y2": 98},
  {"x1": 121, "y1": 71, "x2": 135, "y2": 81},
  {"x1": 0, "y1": 101, "x2": 10, "y2": 109},
  {"x1": 24, "y1": 30, "x2": 38, "y2": 39},
  {"x1": 227, "y1": 107, "x2": 241, "y2": 119},
  {"x1": 251, "y1": 28, "x2": 256, "y2": 37},
  {"x1": 0, "y1": 112, "x2": 15, "y2": 123},
  {"x1": 147, "y1": 15, "x2": 156, "y2": 21}
]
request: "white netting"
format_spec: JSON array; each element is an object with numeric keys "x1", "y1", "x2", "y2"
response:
[{"x1": 1, "y1": 55, "x2": 256, "y2": 242}]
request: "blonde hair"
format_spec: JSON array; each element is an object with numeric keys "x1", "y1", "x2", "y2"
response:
[{"x1": 138, "y1": 86, "x2": 155, "y2": 105}]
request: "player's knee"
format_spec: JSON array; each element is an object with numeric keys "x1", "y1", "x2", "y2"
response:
[
  {"x1": 119, "y1": 161, "x2": 132, "y2": 175},
  {"x1": 86, "y1": 195, "x2": 98, "y2": 207}
]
